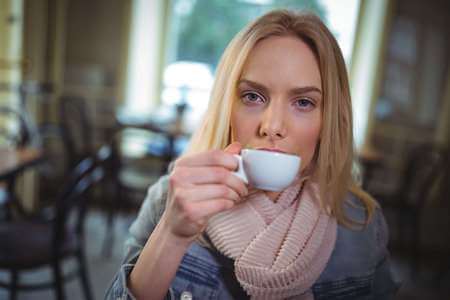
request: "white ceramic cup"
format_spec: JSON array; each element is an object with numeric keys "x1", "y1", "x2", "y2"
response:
[{"x1": 233, "y1": 149, "x2": 301, "y2": 192}]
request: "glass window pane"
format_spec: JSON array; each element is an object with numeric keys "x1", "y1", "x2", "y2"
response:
[{"x1": 160, "y1": 0, "x2": 360, "y2": 130}]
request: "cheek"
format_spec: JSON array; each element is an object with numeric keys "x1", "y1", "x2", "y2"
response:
[
  {"x1": 230, "y1": 107, "x2": 258, "y2": 142},
  {"x1": 292, "y1": 119, "x2": 321, "y2": 169}
]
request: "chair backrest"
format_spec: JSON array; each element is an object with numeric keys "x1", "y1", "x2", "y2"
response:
[
  {"x1": 398, "y1": 144, "x2": 447, "y2": 207},
  {"x1": 53, "y1": 149, "x2": 107, "y2": 245},
  {"x1": 30, "y1": 124, "x2": 72, "y2": 210},
  {"x1": 111, "y1": 125, "x2": 174, "y2": 176},
  {"x1": 96, "y1": 144, "x2": 115, "y2": 179},
  {"x1": 59, "y1": 95, "x2": 94, "y2": 168}
]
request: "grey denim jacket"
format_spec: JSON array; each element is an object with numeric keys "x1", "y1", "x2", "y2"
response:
[{"x1": 105, "y1": 176, "x2": 400, "y2": 299}]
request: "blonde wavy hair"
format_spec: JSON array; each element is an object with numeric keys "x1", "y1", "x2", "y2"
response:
[{"x1": 184, "y1": 9, "x2": 377, "y2": 227}]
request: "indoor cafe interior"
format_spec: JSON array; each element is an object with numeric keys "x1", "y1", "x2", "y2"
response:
[{"x1": 0, "y1": 0, "x2": 449, "y2": 299}]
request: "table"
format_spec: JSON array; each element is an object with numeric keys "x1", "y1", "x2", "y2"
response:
[
  {"x1": 0, "y1": 148, "x2": 44, "y2": 181},
  {"x1": 0, "y1": 147, "x2": 44, "y2": 218},
  {"x1": 116, "y1": 112, "x2": 190, "y2": 161}
]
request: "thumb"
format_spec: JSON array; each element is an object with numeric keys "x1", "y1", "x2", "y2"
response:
[{"x1": 224, "y1": 141, "x2": 242, "y2": 155}]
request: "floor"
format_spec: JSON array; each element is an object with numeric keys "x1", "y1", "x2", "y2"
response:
[{"x1": 0, "y1": 210, "x2": 449, "y2": 299}]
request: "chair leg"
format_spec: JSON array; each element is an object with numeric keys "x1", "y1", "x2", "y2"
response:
[
  {"x1": 51, "y1": 259, "x2": 65, "y2": 300},
  {"x1": 9, "y1": 270, "x2": 18, "y2": 300},
  {"x1": 102, "y1": 184, "x2": 119, "y2": 258},
  {"x1": 397, "y1": 211, "x2": 407, "y2": 250},
  {"x1": 411, "y1": 211, "x2": 421, "y2": 278},
  {"x1": 436, "y1": 259, "x2": 450, "y2": 287},
  {"x1": 77, "y1": 249, "x2": 93, "y2": 300},
  {"x1": 102, "y1": 207, "x2": 115, "y2": 258}
]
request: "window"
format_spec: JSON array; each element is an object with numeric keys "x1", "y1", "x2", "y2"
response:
[
  {"x1": 161, "y1": 0, "x2": 360, "y2": 129},
  {"x1": 125, "y1": 0, "x2": 361, "y2": 130}
]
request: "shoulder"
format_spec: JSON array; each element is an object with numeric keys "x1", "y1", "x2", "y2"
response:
[
  {"x1": 319, "y1": 193, "x2": 389, "y2": 280},
  {"x1": 342, "y1": 193, "x2": 389, "y2": 256},
  {"x1": 339, "y1": 193, "x2": 389, "y2": 262},
  {"x1": 313, "y1": 194, "x2": 399, "y2": 298}
]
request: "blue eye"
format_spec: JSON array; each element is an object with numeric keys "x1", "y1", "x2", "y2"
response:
[
  {"x1": 241, "y1": 92, "x2": 265, "y2": 105},
  {"x1": 295, "y1": 98, "x2": 315, "y2": 110}
]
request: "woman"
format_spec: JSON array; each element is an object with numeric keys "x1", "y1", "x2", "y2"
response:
[{"x1": 106, "y1": 10, "x2": 399, "y2": 299}]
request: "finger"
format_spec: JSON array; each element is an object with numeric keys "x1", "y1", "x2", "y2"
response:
[
  {"x1": 247, "y1": 187, "x2": 261, "y2": 197},
  {"x1": 176, "y1": 150, "x2": 238, "y2": 170},
  {"x1": 224, "y1": 141, "x2": 242, "y2": 155},
  {"x1": 183, "y1": 184, "x2": 241, "y2": 203},
  {"x1": 190, "y1": 198, "x2": 235, "y2": 219},
  {"x1": 174, "y1": 166, "x2": 248, "y2": 197}
]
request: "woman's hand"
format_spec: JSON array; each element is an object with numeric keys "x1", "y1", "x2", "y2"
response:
[
  {"x1": 160, "y1": 142, "x2": 248, "y2": 242},
  {"x1": 128, "y1": 143, "x2": 246, "y2": 299}
]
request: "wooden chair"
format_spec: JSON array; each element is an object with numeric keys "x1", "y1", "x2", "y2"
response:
[
  {"x1": 371, "y1": 144, "x2": 447, "y2": 275},
  {"x1": 100, "y1": 126, "x2": 170, "y2": 256},
  {"x1": 434, "y1": 148, "x2": 450, "y2": 285},
  {"x1": 35, "y1": 124, "x2": 71, "y2": 209},
  {"x1": 59, "y1": 95, "x2": 94, "y2": 169},
  {"x1": 0, "y1": 149, "x2": 109, "y2": 300}
]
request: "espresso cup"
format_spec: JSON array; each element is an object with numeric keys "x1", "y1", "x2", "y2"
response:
[{"x1": 233, "y1": 149, "x2": 301, "y2": 192}]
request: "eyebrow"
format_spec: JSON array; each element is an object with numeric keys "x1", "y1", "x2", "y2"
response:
[{"x1": 238, "y1": 79, "x2": 322, "y2": 96}]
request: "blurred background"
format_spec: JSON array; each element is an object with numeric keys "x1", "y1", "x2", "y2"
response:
[{"x1": 0, "y1": 0, "x2": 448, "y2": 299}]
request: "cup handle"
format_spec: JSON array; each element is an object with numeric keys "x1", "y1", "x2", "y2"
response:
[{"x1": 232, "y1": 154, "x2": 248, "y2": 184}]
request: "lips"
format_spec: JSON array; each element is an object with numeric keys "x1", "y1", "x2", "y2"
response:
[{"x1": 256, "y1": 147, "x2": 287, "y2": 154}]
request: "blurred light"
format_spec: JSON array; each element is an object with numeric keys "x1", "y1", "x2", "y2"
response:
[
  {"x1": 238, "y1": 0, "x2": 273, "y2": 4},
  {"x1": 163, "y1": 61, "x2": 213, "y2": 90},
  {"x1": 319, "y1": 0, "x2": 360, "y2": 63},
  {"x1": 175, "y1": 0, "x2": 196, "y2": 15}
]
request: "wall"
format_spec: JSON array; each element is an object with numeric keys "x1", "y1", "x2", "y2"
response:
[
  {"x1": 0, "y1": 0, "x2": 23, "y2": 106},
  {"x1": 63, "y1": 0, "x2": 129, "y2": 102},
  {"x1": 62, "y1": 0, "x2": 130, "y2": 146}
]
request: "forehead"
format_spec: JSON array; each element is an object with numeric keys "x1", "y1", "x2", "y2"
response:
[{"x1": 240, "y1": 35, "x2": 322, "y2": 90}]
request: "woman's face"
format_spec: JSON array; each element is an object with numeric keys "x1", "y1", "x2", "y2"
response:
[{"x1": 231, "y1": 35, "x2": 322, "y2": 173}]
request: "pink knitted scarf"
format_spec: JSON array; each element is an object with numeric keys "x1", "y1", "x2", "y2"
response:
[{"x1": 206, "y1": 180, "x2": 337, "y2": 299}]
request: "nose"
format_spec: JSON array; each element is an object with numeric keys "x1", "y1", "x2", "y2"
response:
[{"x1": 259, "y1": 101, "x2": 287, "y2": 140}]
